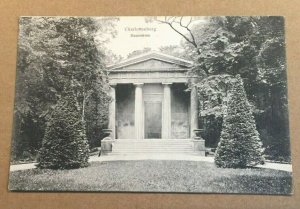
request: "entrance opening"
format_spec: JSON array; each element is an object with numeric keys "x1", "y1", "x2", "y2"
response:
[
  {"x1": 171, "y1": 83, "x2": 190, "y2": 138},
  {"x1": 116, "y1": 84, "x2": 135, "y2": 139},
  {"x1": 144, "y1": 101, "x2": 162, "y2": 139}
]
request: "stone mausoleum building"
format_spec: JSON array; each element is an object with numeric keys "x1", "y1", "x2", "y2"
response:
[{"x1": 101, "y1": 51, "x2": 205, "y2": 156}]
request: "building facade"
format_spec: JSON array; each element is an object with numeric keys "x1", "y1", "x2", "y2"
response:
[{"x1": 108, "y1": 51, "x2": 199, "y2": 140}]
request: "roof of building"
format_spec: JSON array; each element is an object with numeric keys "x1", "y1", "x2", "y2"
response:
[{"x1": 108, "y1": 50, "x2": 193, "y2": 71}]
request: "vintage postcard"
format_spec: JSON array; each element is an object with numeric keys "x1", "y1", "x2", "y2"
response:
[{"x1": 9, "y1": 16, "x2": 292, "y2": 194}]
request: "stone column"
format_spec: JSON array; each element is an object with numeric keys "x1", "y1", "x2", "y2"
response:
[
  {"x1": 108, "y1": 84, "x2": 116, "y2": 139},
  {"x1": 162, "y1": 83, "x2": 172, "y2": 139},
  {"x1": 190, "y1": 85, "x2": 199, "y2": 138},
  {"x1": 134, "y1": 83, "x2": 144, "y2": 139}
]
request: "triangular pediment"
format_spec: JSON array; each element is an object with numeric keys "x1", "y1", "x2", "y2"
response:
[
  {"x1": 115, "y1": 58, "x2": 183, "y2": 70},
  {"x1": 109, "y1": 51, "x2": 193, "y2": 71}
]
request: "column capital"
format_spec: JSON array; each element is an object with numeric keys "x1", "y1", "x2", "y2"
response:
[
  {"x1": 133, "y1": 82, "x2": 144, "y2": 86},
  {"x1": 162, "y1": 82, "x2": 172, "y2": 85},
  {"x1": 187, "y1": 84, "x2": 197, "y2": 92}
]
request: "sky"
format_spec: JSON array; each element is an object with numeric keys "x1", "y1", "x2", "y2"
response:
[{"x1": 103, "y1": 17, "x2": 206, "y2": 58}]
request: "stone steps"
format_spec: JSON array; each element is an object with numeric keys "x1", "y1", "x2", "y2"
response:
[
  {"x1": 113, "y1": 148, "x2": 194, "y2": 151},
  {"x1": 110, "y1": 139, "x2": 195, "y2": 155},
  {"x1": 109, "y1": 152, "x2": 194, "y2": 156},
  {"x1": 113, "y1": 147, "x2": 193, "y2": 149},
  {"x1": 114, "y1": 144, "x2": 193, "y2": 147}
]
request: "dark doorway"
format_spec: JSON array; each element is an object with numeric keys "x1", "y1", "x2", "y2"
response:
[{"x1": 144, "y1": 101, "x2": 162, "y2": 138}]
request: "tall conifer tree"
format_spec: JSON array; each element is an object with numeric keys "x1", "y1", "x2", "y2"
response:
[
  {"x1": 37, "y1": 93, "x2": 89, "y2": 169},
  {"x1": 215, "y1": 75, "x2": 265, "y2": 168}
]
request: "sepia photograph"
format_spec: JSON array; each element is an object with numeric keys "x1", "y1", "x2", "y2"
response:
[{"x1": 9, "y1": 16, "x2": 292, "y2": 194}]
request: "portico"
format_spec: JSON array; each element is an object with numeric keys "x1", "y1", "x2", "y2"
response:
[{"x1": 107, "y1": 51, "x2": 199, "y2": 140}]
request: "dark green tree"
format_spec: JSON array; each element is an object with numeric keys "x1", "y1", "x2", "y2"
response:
[
  {"x1": 12, "y1": 17, "x2": 117, "y2": 161},
  {"x1": 157, "y1": 16, "x2": 289, "y2": 162},
  {"x1": 37, "y1": 93, "x2": 89, "y2": 169},
  {"x1": 214, "y1": 75, "x2": 265, "y2": 168}
]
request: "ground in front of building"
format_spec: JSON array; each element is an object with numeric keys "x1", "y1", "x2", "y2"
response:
[{"x1": 9, "y1": 160, "x2": 292, "y2": 194}]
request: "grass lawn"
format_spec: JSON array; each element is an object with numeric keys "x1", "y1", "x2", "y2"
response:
[{"x1": 9, "y1": 161, "x2": 292, "y2": 194}]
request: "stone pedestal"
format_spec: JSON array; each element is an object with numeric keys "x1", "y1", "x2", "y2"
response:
[
  {"x1": 101, "y1": 138, "x2": 115, "y2": 155},
  {"x1": 193, "y1": 139, "x2": 205, "y2": 156}
]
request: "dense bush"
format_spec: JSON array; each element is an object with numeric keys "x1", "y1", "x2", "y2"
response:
[
  {"x1": 215, "y1": 76, "x2": 265, "y2": 168},
  {"x1": 187, "y1": 17, "x2": 290, "y2": 162},
  {"x1": 37, "y1": 94, "x2": 89, "y2": 169},
  {"x1": 11, "y1": 17, "x2": 115, "y2": 162}
]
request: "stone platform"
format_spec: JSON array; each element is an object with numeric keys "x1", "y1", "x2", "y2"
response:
[{"x1": 101, "y1": 139, "x2": 205, "y2": 156}]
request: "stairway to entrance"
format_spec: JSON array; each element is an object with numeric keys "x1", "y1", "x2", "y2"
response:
[{"x1": 109, "y1": 139, "x2": 195, "y2": 155}]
